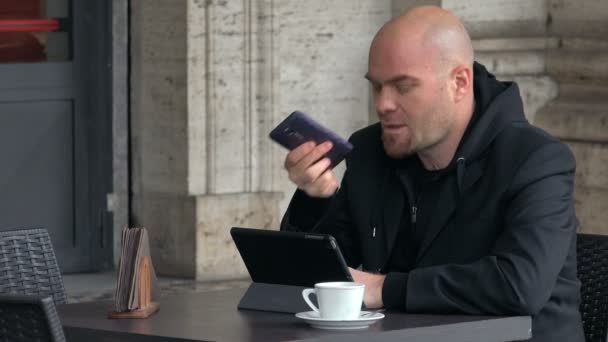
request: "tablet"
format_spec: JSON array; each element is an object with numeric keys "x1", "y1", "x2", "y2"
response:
[{"x1": 230, "y1": 227, "x2": 353, "y2": 287}]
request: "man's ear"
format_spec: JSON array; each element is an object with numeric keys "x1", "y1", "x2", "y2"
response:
[{"x1": 450, "y1": 64, "x2": 472, "y2": 103}]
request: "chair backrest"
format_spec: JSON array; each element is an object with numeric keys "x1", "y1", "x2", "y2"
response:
[
  {"x1": 0, "y1": 228, "x2": 67, "y2": 305},
  {"x1": 577, "y1": 233, "x2": 608, "y2": 342},
  {"x1": 0, "y1": 294, "x2": 66, "y2": 342}
]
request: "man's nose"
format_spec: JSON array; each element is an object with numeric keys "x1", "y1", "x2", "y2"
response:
[{"x1": 375, "y1": 88, "x2": 397, "y2": 116}]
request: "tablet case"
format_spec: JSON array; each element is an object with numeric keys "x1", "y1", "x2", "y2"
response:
[{"x1": 230, "y1": 227, "x2": 353, "y2": 313}]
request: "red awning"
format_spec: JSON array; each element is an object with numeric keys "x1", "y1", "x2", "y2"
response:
[{"x1": 0, "y1": 19, "x2": 59, "y2": 32}]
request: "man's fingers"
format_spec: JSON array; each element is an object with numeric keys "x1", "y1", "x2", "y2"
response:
[
  {"x1": 317, "y1": 170, "x2": 339, "y2": 196},
  {"x1": 284, "y1": 141, "x2": 316, "y2": 169},
  {"x1": 297, "y1": 141, "x2": 333, "y2": 170},
  {"x1": 283, "y1": 141, "x2": 337, "y2": 198},
  {"x1": 289, "y1": 157, "x2": 331, "y2": 186},
  {"x1": 286, "y1": 141, "x2": 332, "y2": 174}
]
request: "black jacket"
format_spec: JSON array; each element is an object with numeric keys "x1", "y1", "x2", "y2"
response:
[{"x1": 281, "y1": 62, "x2": 584, "y2": 342}]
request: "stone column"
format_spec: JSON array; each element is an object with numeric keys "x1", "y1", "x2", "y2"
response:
[
  {"x1": 188, "y1": 0, "x2": 282, "y2": 280},
  {"x1": 131, "y1": 0, "x2": 196, "y2": 277}
]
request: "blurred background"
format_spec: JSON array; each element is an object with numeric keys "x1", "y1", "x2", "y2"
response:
[{"x1": 0, "y1": 0, "x2": 606, "y2": 290}]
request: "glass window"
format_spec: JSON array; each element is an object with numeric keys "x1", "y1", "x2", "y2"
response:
[{"x1": 0, "y1": 0, "x2": 70, "y2": 63}]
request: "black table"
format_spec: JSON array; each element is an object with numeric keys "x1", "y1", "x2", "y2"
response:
[{"x1": 58, "y1": 287, "x2": 531, "y2": 341}]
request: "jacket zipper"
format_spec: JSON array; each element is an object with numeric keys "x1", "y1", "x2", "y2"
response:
[
  {"x1": 411, "y1": 206, "x2": 417, "y2": 224},
  {"x1": 411, "y1": 190, "x2": 422, "y2": 228}
]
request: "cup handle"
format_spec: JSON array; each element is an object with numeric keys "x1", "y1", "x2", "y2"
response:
[{"x1": 302, "y1": 288, "x2": 319, "y2": 313}]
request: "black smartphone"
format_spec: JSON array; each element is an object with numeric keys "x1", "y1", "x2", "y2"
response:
[{"x1": 269, "y1": 111, "x2": 353, "y2": 168}]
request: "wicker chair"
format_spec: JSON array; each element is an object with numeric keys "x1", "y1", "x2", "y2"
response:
[
  {"x1": 577, "y1": 233, "x2": 608, "y2": 342},
  {"x1": 0, "y1": 294, "x2": 66, "y2": 342},
  {"x1": 0, "y1": 228, "x2": 67, "y2": 305}
]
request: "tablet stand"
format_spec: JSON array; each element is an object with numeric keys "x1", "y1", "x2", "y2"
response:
[{"x1": 237, "y1": 282, "x2": 314, "y2": 313}]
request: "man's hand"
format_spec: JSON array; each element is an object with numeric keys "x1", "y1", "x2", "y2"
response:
[
  {"x1": 349, "y1": 267, "x2": 385, "y2": 309},
  {"x1": 284, "y1": 141, "x2": 339, "y2": 198}
]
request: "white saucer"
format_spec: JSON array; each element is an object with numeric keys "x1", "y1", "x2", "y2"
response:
[{"x1": 295, "y1": 310, "x2": 385, "y2": 330}]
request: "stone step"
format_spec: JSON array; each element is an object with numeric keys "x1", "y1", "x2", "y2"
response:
[{"x1": 535, "y1": 99, "x2": 608, "y2": 142}]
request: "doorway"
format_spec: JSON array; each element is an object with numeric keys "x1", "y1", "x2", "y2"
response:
[{"x1": 0, "y1": 0, "x2": 113, "y2": 272}]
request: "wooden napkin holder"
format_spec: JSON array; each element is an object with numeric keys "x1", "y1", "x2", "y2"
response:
[{"x1": 109, "y1": 255, "x2": 160, "y2": 319}]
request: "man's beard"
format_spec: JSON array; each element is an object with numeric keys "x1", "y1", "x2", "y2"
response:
[{"x1": 381, "y1": 131, "x2": 415, "y2": 159}]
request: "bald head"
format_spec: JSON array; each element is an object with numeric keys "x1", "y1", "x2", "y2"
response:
[
  {"x1": 371, "y1": 6, "x2": 474, "y2": 76},
  {"x1": 367, "y1": 6, "x2": 476, "y2": 165}
]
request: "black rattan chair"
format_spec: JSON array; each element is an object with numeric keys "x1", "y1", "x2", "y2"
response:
[
  {"x1": 0, "y1": 228, "x2": 67, "y2": 305},
  {"x1": 0, "y1": 294, "x2": 66, "y2": 342},
  {"x1": 577, "y1": 233, "x2": 608, "y2": 342}
]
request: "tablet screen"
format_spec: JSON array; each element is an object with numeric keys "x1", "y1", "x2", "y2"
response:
[{"x1": 231, "y1": 227, "x2": 352, "y2": 287}]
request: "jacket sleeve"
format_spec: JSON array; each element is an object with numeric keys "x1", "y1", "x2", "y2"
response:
[
  {"x1": 280, "y1": 169, "x2": 362, "y2": 267},
  {"x1": 402, "y1": 142, "x2": 577, "y2": 315}
]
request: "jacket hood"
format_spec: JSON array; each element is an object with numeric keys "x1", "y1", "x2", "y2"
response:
[{"x1": 455, "y1": 62, "x2": 528, "y2": 163}]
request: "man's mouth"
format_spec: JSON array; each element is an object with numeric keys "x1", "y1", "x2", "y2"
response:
[{"x1": 382, "y1": 123, "x2": 407, "y2": 133}]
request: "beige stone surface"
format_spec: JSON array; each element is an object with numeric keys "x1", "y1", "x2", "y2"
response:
[
  {"x1": 574, "y1": 186, "x2": 608, "y2": 235},
  {"x1": 548, "y1": 0, "x2": 608, "y2": 38},
  {"x1": 509, "y1": 76, "x2": 558, "y2": 124},
  {"x1": 131, "y1": 0, "x2": 188, "y2": 196},
  {"x1": 567, "y1": 142, "x2": 608, "y2": 191},
  {"x1": 476, "y1": 51, "x2": 546, "y2": 76},
  {"x1": 131, "y1": 1, "x2": 195, "y2": 277},
  {"x1": 473, "y1": 37, "x2": 559, "y2": 52},
  {"x1": 188, "y1": 0, "x2": 277, "y2": 195},
  {"x1": 535, "y1": 100, "x2": 608, "y2": 142},
  {"x1": 195, "y1": 192, "x2": 282, "y2": 280},
  {"x1": 557, "y1": 83, "x2": 608, "y2": 102},
  {"x1": 133, "y1": 194, "x2": 196, "y2": 278},
  {"x1": 443, "y1": 0, "x2": 548, "y2": 38},
  {"x1": 392, "y1": 0, "x2": 440, "y2": 16},
  {"x1": 546, "y1": 49, "x2": 608, "y2": 83}
]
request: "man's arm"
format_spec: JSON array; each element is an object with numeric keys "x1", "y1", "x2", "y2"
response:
[
  {"x1": 281, "y1": 171, "x2": 362, "y2": 268},
  {"x1": 279, "y1": 140, "x2": 362, "y2": 267},
  {"x1": 386, "y1": 142, "x2": 577, "y2": 315}
]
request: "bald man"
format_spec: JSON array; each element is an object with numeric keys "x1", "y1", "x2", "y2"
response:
[{"x1": 281, "y1": 6, "x2": 584, "y2": 342}]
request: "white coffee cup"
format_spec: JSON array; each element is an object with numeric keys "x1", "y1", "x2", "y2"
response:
[{"x1": 301, "y1": 282, "x2": 365, "y2": 320}]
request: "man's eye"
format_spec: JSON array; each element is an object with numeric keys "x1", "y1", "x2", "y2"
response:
[
  {"x1": 395, "y1": 84, "x2": 411, "y2": 94},
  {"x1": 371, "y1": 83, "x2": 382, "y2": 92}
]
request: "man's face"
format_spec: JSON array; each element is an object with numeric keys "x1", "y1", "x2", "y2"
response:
[{"x1": 366, "y1": 35, "x2": 455, "y2": 159}]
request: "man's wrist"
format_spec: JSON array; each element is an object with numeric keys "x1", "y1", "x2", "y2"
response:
[{"x1": 382, "y1": 272, "x2": 409, "y2": 310}]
